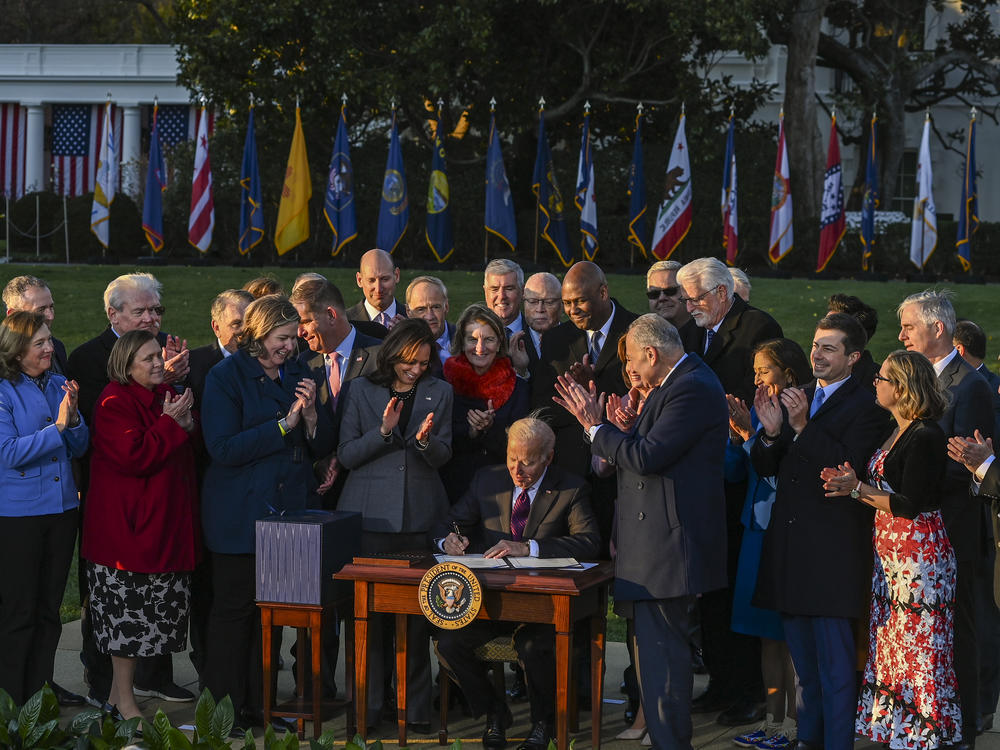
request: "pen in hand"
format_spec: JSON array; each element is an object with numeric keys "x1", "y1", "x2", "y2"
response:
[{"x1": 449, "y1": 521, "x2": 468, "y2": 555}]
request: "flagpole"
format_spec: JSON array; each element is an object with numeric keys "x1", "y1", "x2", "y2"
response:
[
  {"x1": 485, "y1": 98, "x2": 495, "y2": 264},
  {"x1": 35, "y1": 193, "x2": 40, "y2": 259},
  {"x1": 533, "y1": 97, "x2": 544, "y2": 264},
  {"x1": 4, "y1": 195, "x2": 9, "y2": 263}
]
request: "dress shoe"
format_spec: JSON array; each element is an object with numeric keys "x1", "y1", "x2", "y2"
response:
[
  {"x1": 516, "y1": 720, "x2": 553, "y2": 750},
  {"x1": 100, "y1": 703, "x2": 124, "y2": 722},
  {"x1": 51, "y1": 682, "x2": 86, "y2": 707},
  {"x1": 407, "y1": 721, "x2": 433, "y2": 735},
  {"x1": 716, "y1": 699, "x2": 765, "y2": 727},
  {"x1": 133, "y1": 681, "x2": 195, "y2": 702},
  {"x1": 482, "y1": 703, "x2": 513, "y2": 749}
]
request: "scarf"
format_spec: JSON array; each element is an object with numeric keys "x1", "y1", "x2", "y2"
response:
[{"x1": 443, "y1": 353, "x2": 516, "y2": 409}]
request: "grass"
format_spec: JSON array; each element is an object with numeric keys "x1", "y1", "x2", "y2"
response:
[{"x1": 5, "y1": 262, "x2": 996, "y2": 627}]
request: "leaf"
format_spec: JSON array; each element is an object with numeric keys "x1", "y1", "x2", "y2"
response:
[
  {"x1": 346, "y1": 734, "x2": 366, "y2": 750},
  {"x1": 240, "y1": 728, "x2": 256, "y2": 749},
  {"x1": 17, "y1": 689, "x2": 42, "y2": 738},
  {"x1": 38, "y1": 685, "x2": 61, "y2": 723},
  {"x1": 0, "y1": 689, "x2": 17, "y2": 723},
  {"x1": 24, "y1": 717, "x2": 59, "y2": 746},
  {"x1": 308, "y1": 728, "x2": 338, "y2": 749},
  {"x1": 167, "y1": 726, "x2": 195, "y2": 750},
  {"x1": 154, "y1": 708, "x2": 174, "y2": 746},
  {"x1": 115, "y1": 716, "x2": 142, "y2": 739},
  {"x1": 194, "y1": 689, "x2": 216, "y2": 739},
  {"x1": 70, "y1": 709, "x2": 105, "y2": 735},
  {"x1": 450, "y1": 740, "x2": 462, "y2": 750},
  {"x1": 210, "y1": 695, "x2": 234, "y2": 739}
]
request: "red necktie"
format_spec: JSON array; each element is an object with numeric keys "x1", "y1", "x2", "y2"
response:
[
  {"x1": 327, "y1": 352, "x2": 341, "y2": 410},
  {"x1": 511, "y1": 489, "x2": 530, "y2": 540}
]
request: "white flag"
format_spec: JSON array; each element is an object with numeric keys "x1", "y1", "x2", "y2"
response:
[
  {"x1": 909, "y1": 117, "x2": 937, "y2": 269},
  {"x1": 188, "y1": 107, "x2": 215, "y2": 253},
  {"x1": 650, "y1": 112, "x2": 692, "y2": 260},
  {"x1": 90, "y1": 102, "x2": 116, "y2": 249},
  {"x1": 768, "y1": 114, "x2": 793, "y2": 263}
]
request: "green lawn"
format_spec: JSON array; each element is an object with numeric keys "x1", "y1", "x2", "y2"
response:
[{"x1": 3, "y1": 262, "x2": 997, "y2": 628}]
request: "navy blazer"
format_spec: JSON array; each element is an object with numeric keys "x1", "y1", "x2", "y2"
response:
[
  {"x1": 592, "y1": 353, "x2": 729, "y2": 601},
  {"x1": 200, "y1": 349, "x2": 334, "y2": 553}
]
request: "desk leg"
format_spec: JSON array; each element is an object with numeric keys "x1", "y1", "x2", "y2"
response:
[
  {"x1": 591, "y1": 591, "x2": 608, "y2": 750},
  {"x1": 345, "y1": 610, "x2": 356, "y2": 738},
  {"x1": 311, "y1": 611, "x2": 323, "y2": 740},
  {"x1": 395, "y1": 613, "x2": 408, "y2": 747},
  {"x1": 555, "y1": 628, "x2": 571, "y2": 750},
  {"x1": 261, "y1": 607, "x2": 274, "y2": 728},
  {"x1": 354, "y1": 582, "x2": 369, "y2": 742}
]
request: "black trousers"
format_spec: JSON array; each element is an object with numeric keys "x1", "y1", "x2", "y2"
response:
[
  {"x1": 954, "y1": 557, "x2": 981, "y2": 741},
  {"x1": 0, "y1": 510, "x2": 78, "y2": 705},
  {"x1": 436, "y1": 622, "x2": 557, "y2": 725}
]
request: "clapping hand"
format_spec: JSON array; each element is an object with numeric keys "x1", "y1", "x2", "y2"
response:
[
  {"x1": 381, "y1": 397, "x2": 403, "y2": 435},
  {"x1": 820, "y1": 462, "x2": 858, "y2": 498},
  {"x1": 568, "y1": 354, "x2": 596, "y2": 387},
  {"x1": 162, "y1": 388, "x2": 195, "y2": 432},
  {"x1": 726, "y1": 394, "x2": 753, "y2": 442},
  {"x1": 415, "y1": 412, "x2": 435, "y2": 444},
  {"x1": 509, "y1": 331, "x2": 530, "y2": 373},
  {"x1": 947, "y1": 430, "x2": 995, "y2": 474},
  {"x1": 779, "y1": 387, "x2": 809, "y2": 435},
  {"x1": 605, "y1": 392, "x2": 638, "y2": 431},
  {"x1": 162, "y1": 335, "x2": 190, "y2": 384},
  {"x1": 753, "y1": 384, "x2": 783, "y2": 438},
  {"x1": 467, "y1": 400, "x2": 495, "y2": 438},
  {"x1": 317, "y1": 456, "x2": 340, "y2": 494},
  {"x1": 285, "y1": 378, "x2": 317, "y2": 432},
  {"x1": 553, "y1": 373, "x2": 605, "y2": 431},
  {"x1": 386, "y1": 313, "x2": 407, "y2": 330},
  {"x1": 56, "y1": 379, "x2": 80, "y2": 432}
]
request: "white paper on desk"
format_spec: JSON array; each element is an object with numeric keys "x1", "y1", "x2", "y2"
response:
[
  {"x1": 507, "y1": 557, "x2": 580, "y2": 569},
  {"x1": 433, "y1": 553, "x2": 511, "y2": 568}
]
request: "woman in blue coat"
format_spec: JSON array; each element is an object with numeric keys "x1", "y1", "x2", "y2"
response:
[
  {"x1": 200, "y1": 295, "x2": 333, "y2": 732},
  {"x1": 0, "y1": 311, "x2": 88, "y2": 704}
]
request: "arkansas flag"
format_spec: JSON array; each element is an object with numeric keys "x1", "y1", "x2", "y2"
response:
[
  {"x1": 768, "y1": 112, "x2": 793, "y2": 263},
  {"x1": 816, "y1": 113, "x2": 845, "y2": 272},
  {"x1": 651, "y1": 110, "x2": 692, "y2": 260}
]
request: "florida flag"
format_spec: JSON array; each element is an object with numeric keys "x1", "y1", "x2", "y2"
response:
[
  {"x1": 816, "y1": 113, "x2": 845, "y2": 272},
  {"x1": 651, "y1": 110, "x2": 692, "y2": 260},
  {"x1": 768, "y1": 112, "x2": 793, "y2": 263}
]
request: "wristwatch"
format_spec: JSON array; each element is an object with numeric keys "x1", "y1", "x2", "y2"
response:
[{"x1": 850, "y1": 481, "x2": 862, "y2": 499}]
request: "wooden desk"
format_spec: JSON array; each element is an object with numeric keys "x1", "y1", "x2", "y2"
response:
[{"x1": 336, "y1": 560, "x2": 613, "y2": 750}]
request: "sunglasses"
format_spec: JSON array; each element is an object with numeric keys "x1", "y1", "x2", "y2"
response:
[{"x1": 646, "y1": 286, "x2": 680, "y2": 301}]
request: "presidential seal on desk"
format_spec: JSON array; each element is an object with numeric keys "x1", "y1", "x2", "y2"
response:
[{"x1": 418, "y1": 561, "x2": 483, "y2": 629}]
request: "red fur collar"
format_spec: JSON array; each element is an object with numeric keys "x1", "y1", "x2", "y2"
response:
[{"x1": 443, "y1": 354, "x2": 516, "y2": 408}]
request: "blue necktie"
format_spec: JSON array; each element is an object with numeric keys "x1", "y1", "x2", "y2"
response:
[
  {"x1": 809, "y1": 387, "x2": 825, "y2": 417},
  {"x1": 704, "y1": 328, "x2": 715, "y2": 355}
]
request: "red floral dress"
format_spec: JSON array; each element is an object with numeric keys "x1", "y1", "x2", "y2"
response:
[{"x1": 855, "y1": 448, "x2": 962, "y2": 749}]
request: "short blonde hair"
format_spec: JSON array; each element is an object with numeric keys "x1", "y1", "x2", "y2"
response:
[
  {"x1": 507, "y1": 417, "x2": 555, "y2": 456},
  {"x1": 237, "y1": 295, "x2": 299, "y2": 359},
  {"x1": 881, "y1": 349, "x2": 950, "y2": 421},
  {"x1": 107, "y1": 329, "x2": 157, "y2": 385}
]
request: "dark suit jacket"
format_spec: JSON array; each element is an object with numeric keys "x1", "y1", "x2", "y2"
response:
[
  {"x1": 751, "y1": 373, "x2": 888, "y2": 618},
  {"x1": 51, "y1": 336, "x2": 68, "y2": 376},
  {"x1": 431, "y1": 463, "x2": 600, "y2": 560},
  {"x1": 592, "y1": 353, "x2": 729, "y2": 601},
  {"x1": 532, "y1": 301, "x2": 638, "y2": 475},
  {"x1": 937, "y1": 354, "x2": 994, "y2": 562},
  {"x1": 188, "y1": 341, "x2": 225, "y2": 408},
  {"x1": 971, "y1": 460, "x2": 1000, "y2": 606},
  {"x1": 852, "y1": 350, "x2": 880, "y2": 393},
  {"x1": 976, "y1": 363, "x2": 1000, "y2": 439},
  {"x1": 346, "y1": 298, "x2": 407, "y2": 330},
  {"x1": 678, "y1": 295, "x2": 783, "y2": 403}
]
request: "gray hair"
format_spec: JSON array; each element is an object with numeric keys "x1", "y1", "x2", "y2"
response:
[
  {"x1": 484, "y1": 258, "x2": 524, "y2": 287},
  {"x1": 104, "y1": 273, "x2": 162, "y2": 315},
  {"x1": 646, "y1": 260, "x2": 681, "y2": 286},
  {"x1": 524, "y1": 272, "x2": 561, "y2": 294},
  {"x1": 897, "y1": 289, "x2": 957, "y2": 337},
  {"x1": 507, "y1": 416, "x2": 556, "y2": 456},
  {"x1": 730, "y1": 268, "x2": 751, "y2": 299},
  {"x1": 628, "y1": 313, "x2": 683, "y2": 354},
  {"x1": 292, "y1": 272, "x2": 327, "y2": 292},
  {"x1": 2, "y1": 275, "x2": 49, "y2": 311},
  {"x1": 676, "y1": 258, "x2": 734, "y2": 301},
  {"x1": 406, "y1": 275, "x2": 449, "y2": 304},
  {"x1": 210, "y1": 289, "x2": 254, "y2": 325}
]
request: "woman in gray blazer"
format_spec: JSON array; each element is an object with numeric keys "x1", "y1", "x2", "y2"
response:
[{"x1": 337, "y1": 317, "x2": 453, "y2": 731}]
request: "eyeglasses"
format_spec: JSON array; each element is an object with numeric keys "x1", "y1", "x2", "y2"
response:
[
  {"x1": 524, "y1": 297, "x2": 561, "y2": 308},
  {"x1": 646, "y1": 286, "x2": 680, "y2": 301},
  {"x1": 873, "y1": 373, "x2": 892, "y2": 385},
  {"x1": 678, "y1": 287, "x2": 719, "y2": 306}
]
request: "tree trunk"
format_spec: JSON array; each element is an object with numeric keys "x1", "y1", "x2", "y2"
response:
[{"x1": 782, "y1": 0, "x2": 829, "y2": 223}]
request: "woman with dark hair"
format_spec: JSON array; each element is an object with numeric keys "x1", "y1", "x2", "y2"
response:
[
  {"x1": 822, "y1": 350, "x2": 960, "y2": 749},
  {"x1": 0, "y1": 312, "x2": 87, "y2": 705},
  {"x1": 82, "y1": 328, "x2": 199, "y2": 720},
  {"x1": 442, "y1": 304, "x2": 529, "y2": 500},
  {"x1": 337, "y1": 317, "x2": 453, "y2": 731},
  {"x1": 726, "y1": 338, "x2": 812, "y2": 750},
  {"x1": 200, "y1": 294, "x2": 333, "y2": 733}
]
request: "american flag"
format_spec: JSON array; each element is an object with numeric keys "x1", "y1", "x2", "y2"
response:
[
  {"x1": 150, "y1": 104, "x2": 191, "y2": 149},
  {"x1": 0, "y1": 103, "x2": 26, "y2": 198},
  {"x1": 51, "y1": 104, "x2": 122, "y2": 197}
]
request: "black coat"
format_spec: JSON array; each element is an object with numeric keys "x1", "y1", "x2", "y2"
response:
[
  {"x1": 188, "y1": 341, "x2": 225, "y2": 409},
  {"x1": 971, "y1": 461, "x2": 1000, "y2": 607},
  {"x1": 751, "y1": 373, "x2": 888, "y2": 618},
  {"x1": 879, "y1": 418, "x2": 947, "y2": 519}
]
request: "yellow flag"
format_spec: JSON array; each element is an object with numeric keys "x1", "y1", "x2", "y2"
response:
[{"x1": 275, "y1": 106, "x2": 312, "y2": 255}]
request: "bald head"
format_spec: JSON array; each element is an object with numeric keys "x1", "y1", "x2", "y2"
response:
[
  {"x1": 561, "y1": 262, "x2": 611, "y2": 332},
  {"x1": 523, "y1": 272, "x2": 562, "y2": 334},
  {"x1": 356, "y1": 248, "x2": 400, "y2": 312}
]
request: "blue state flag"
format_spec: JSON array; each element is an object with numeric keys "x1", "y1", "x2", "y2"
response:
[
  {"x1": 142, "y1": 105, "x2": 165, "y2": 253},
  {"x1": 531, "y1": 111, "x2": 573, "y2": 267},
  {"x1": 485, "y1": 113, "x2": 517, "y2": 251},
  {"x1": 325, "y1": 105, "x2": 358, "y2": 257},
  {"x1": 860, "y1": 113, "x2": 878, "y2": 271},
  {"x1": 238, "y1": 106, "x2": 265, "y2": 256},
  {"x1": 575, "y1": 110, "x2": 598, "y2": 261},
  {"x1": 956, "y1": 111, "x2": 978, "y2": 271},
  {"x1": 376, "y1": 113, "x2": 409, "y2": 253},
  {"x1": 425, "y1": 110, "x2": 454, "y2": 263},
  {"x1": 627, "y1": 110, "x2": 647, "y2": 258}
]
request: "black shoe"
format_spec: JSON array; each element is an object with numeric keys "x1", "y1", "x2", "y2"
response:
[
  {"x1": 133, "y1": 682, "x2": 195, "y2": 702},
  {"x1": 516, "y1": 720, "x2": 552, "y2": 750},
  {"x1": 51, "y1": 682, "x2": 86, "y2": 707},
  {"x1": 716, "y1": 699, "x2": 765, "y2": 727},
  {"x1": 100, "y1": 703, "x2": 124, "y2": 722},
  {"x1": 482, "y1": 703, "x2": 513, "y2": 750},
  {"x1": 407, "y1": 722, "x2": 433, "y2": 735}
]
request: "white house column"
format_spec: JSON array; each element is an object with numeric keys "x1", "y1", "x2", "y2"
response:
[
  {"x1": 120, "y1": 104, "x2": 142, "y2": 199},
  {"x1": 23, "y1": 103, "x2": 45, "y2": 193}
]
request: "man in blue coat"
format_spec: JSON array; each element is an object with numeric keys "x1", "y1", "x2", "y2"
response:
[{"x1": 555, "y1": 313, "x2": 729, "y2": 750}]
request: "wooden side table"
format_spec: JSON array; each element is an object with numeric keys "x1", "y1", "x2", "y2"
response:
[{"x1": 258, "y1": 600, "x2": 354, "y2": 740}]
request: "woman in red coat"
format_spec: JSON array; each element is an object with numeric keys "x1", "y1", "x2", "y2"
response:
[{"x1": 82, "y1": 329, "x2": 200, "y2": 720}]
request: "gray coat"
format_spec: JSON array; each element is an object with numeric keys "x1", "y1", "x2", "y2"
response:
[{"x1": 337, "y1": 375, "x2": 453, "y2": 533}]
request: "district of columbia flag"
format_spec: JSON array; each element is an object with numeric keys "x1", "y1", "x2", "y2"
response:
[
  {"x1": 721, "y1": 113, "x2": 738, "y2": 265},
  {"x1": 909, "y1": 115, "x2": 937, "y2": 269},
  {"x1": 816, "y1": 113, "x2": 846, "y2": 272},
  {"x1": 575, "y1": 108, "x2": 598, "y2": 261},
  {"x1": 768, "y1": 112, "x2": 793, "y2": 264},
  {"x1": 425, "y1": 105, "x2": 454, "y2": 263},
  {"x1": 860, "y1": 113, "x2": 878, "y2": 271},
  {"x1": 956, "y1": 108, "x2": 978, "y2": 271},
  {"x1": 142, "y1": 103, "x2": 166, "y2": 253},
  {"x1": 275, "y1": 105, "x2": 312, "y2": 255},
  {"x1": 376, "y1": 111, "x2": 409, "y2": 253},
  {"x1": 626, "y1": 108, "x2": 647, "y2": 258},
  {"x1": 484, "y1": 110, "x2": 517, "y2": 251},
  {"x1": 90, "y1": 100, "x2": 117, "y2": 249},
  {"x1": 531, "y1": 105, "x2": 573, "y2": 267},
  {"x1": 651, "y1": 109, "x2": 692, "y2": 260},
  {"x1": 188, "y1": 106, "x2": 214, "y2": 253},
  {"x1": 238, "y1": 105, "x2": 264, "y2": 256},
  {"x1": 324, "y1": 102, "x2": 357, "y2": 257}
]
